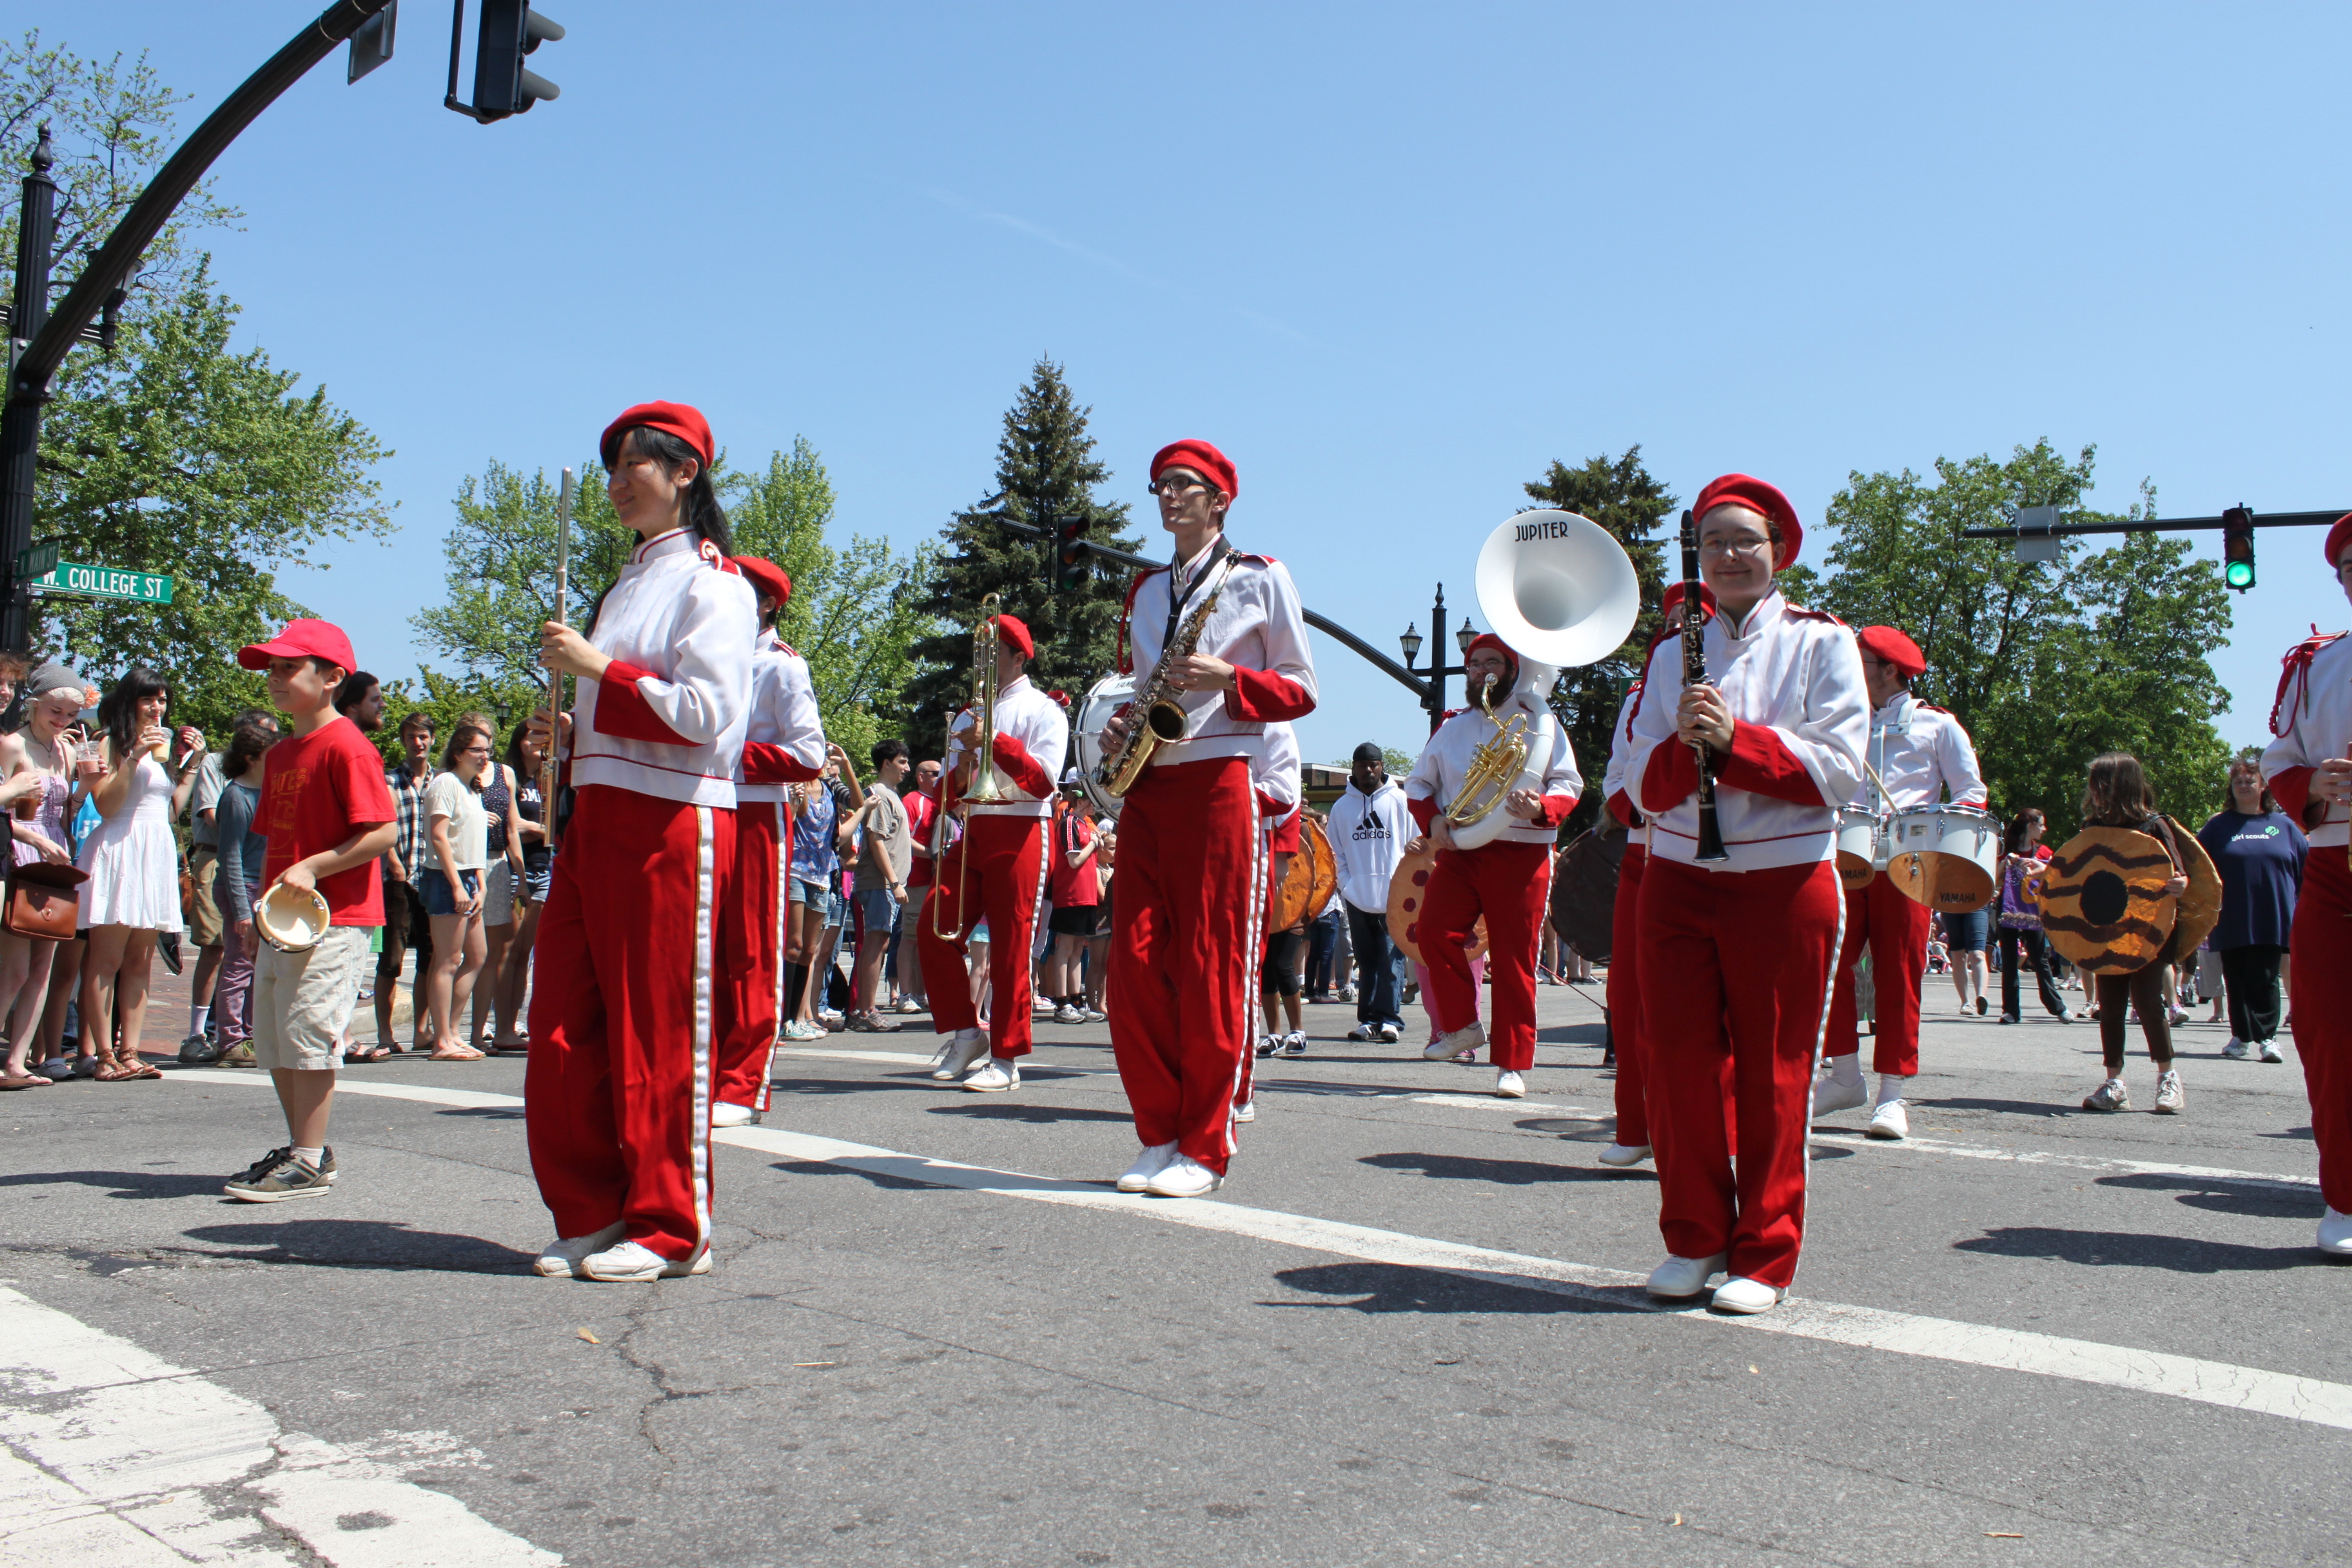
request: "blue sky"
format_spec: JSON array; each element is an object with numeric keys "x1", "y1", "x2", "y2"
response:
[{"x1": 33, "y1": 2, "x2": 2352, "y2": 768}]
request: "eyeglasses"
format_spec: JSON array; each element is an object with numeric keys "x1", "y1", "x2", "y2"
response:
[
  {"x1": 461, "y1": 745, "x2": 493, "y2": 757},
  {"x1": 1698, "y1": 536, "x2": 1774, "y2": 558},
  {"x1": 1149, "y1": 474, "x2": 1209, "y2": 497}
]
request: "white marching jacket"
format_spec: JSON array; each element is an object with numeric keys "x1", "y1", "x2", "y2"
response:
[
  {"x1": 2262, "y1": 628, "x2": 2351, "y2": 849},
  {"x1": 946, "y1": 674, "x2": 1069, "y2": 820},
  {"x1": 1327, "y1": 777, "x2": 1414, "y2": 913},
  {"x1": 1865, "y1": 691, "x2": 1987, "y2": 812},
  {"x1": 1601, "y1": 683, "x2": 1650, "y2": 851},
  {"x1": 736, "y1": 632, "x2": 827, "y2": 804},
  {"x1": 1627, "y1": 589, "x2": 1868, "y2": 871},
  {"x1": 1405, "y1": 668, "x2": 1582, "y2": 847},
  {"x1": 1120, "y1": 545, "x2": 1318, "y2": 769},
  {"x1": 571, "y1": 528, "x2": 758, "y2": 810},
  {"x1": 1254, "y1": 720, "x2": 1302, "y2": 828}
]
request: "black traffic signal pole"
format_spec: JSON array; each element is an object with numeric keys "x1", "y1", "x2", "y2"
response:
[
  {"x1": 0, "y1": 0, "x2": 395, "y2": 649},
  {"x1": 1959, "y1": 507, "x2": 2341, "y2": 541}
]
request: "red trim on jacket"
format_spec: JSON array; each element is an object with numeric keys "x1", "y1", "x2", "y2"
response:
[
  {"x1": 1606, "y1": 789, "x2": 1635, "y2": 827},
  {"x1": 2270, "y1": 764, "x2": 2316, "y2": 829},
  {"x1": 1718, "y1": 721, "x2": 1828, "y2": 808},
  {"x1": 741, "y1": 742, "x2": 821, "y2": 785},
  {"x1": 1224, "y1": 665, "x2": 1316, "y2": 723},
  {"x1": 589, "y1": 660, "x2": 690, "y2": 746},
  {"x1": 989, "y1": 733, "x2": 1054, "y2": 798},
  {"x1": 1642, "y1": 736, "x2": 1700, "y2": 812},
  {"x1": 1533, "y1": 791, "x2": 1579, "y2": 830},
  {"x1": 1407, "y1": 794, "x2": 1437, "y2": 833}
]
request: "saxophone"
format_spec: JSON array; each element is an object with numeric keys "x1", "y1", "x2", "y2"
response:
[{"x1": 1098, "y1": 552, "x2": 1241, "y2": 798}]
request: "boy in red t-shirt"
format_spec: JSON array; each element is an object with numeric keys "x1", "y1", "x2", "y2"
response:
[{"x1": 222, "y1": 620, "x2": 397, "y2": 1203}]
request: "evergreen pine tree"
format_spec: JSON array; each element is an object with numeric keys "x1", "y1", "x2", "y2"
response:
[
  {"x1": 902, "y1": 358, "x2": 1143, "y2": 761},
  {"x1": 1518, "y1": 446, "x2": 1676, "y2": 834}
]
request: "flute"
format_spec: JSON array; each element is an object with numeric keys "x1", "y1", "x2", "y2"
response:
[
  {"x1": 1680, "y1": 508, "x2": 1731, "y2": 863},
  {"x1": 538, "y1": 466, "x2": 574, "y2": 820}
]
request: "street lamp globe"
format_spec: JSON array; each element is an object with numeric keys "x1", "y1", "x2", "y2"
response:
[
  {"x1": 1454, "y1": 617, "x2": 1477, "y2": 654},
  {"x1": 1399, "y1": 622, "x2": 1423, "y2": 664}
]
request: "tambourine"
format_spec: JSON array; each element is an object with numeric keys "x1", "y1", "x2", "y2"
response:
[{"x1": 255, "y1": 881, "x2": 331, "y2": 953}]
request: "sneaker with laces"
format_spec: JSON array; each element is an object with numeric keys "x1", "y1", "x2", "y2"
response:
[
  {"x1": 964, "y1": 1057, "x2": 1019, "y2": 1093},
  {"x1": 1494, "y1": 1068, "x2": 1525, "y2": 1098},
  {"x1": 1811, "y1": 1074, "x2": 1867, "y2": 1117},
  {"x1": 2081, "y1": 1076, "x2": 2129, "y2": 1112},
  {"x1": 1424, "y1": 1022, "x2": 1484, "y2": 1062},
  {"x1": 1234, "y1": 1098, "x2": 1256, "y2": 1124},
  {"x1": 932, "y1": 1029, "x2": 990, "y2": 1081},
  {"x1": 224, "y1": 1147, "x2": 334, "y2": 1203},
  {"x1": 1378, "y1": 1023, "x2": 1401, "y2": 1044},
  {"x1": 2153, "y1": 1070, "x2": 2185, "y2": 1114},
  {"x1": 583, "y1": 1239, "x2": 711, "y2": 1281},
  {"x1": 783, "y1": 1019, "x2": 824, "y2": 1041},
  {"x1": 1337, "y1": 983, "x2": 1357, "y2": 1002},
  {"x1": 2259, "y1": 1040, "x2": 2286, "y2": 1064},
  {"x1": 1280, "y1": 1032, "x2": 1307, "y2": 1057},
  {"x1": 1345, "y1": 1023, "x2": 1373, "y2": 1042},
  {"x1": 535, "y1": 1221, "x2": 626, "y2": 1277},
  {"x1": 1084, "y1": 1006, "x2": 1107, "y2": 1023},
  {"x1": 2221, "y1": 1037, "x2": 2250, "y2": 1060},
  {"x1": 1255, "y1": 1034, "x2": 1281, "y2": 1058},
  {"x1": 1143, "y1": 1153, "x2": 1224, "y2": 1198},
  {"x1": 1865, "y1": 1100, "x2": 1909, "y2": 1140},
  {"x1": 1053, "y1": 1003, "x2": 1086, "y2": 1025},
  {"x1": 177, "y1": 1032, "x2": 221, "y2": 1066},
  {"x1": 1597, "y1": 1143, "x2": 1652, "y2": 1168}
]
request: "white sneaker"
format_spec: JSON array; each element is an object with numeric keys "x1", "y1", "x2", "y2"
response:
[
  {"x1": 2221, "y1": 1037, "x2": 2250, "y2": 1060},
  {"x1": 1053, "y1": 1003, "x2": 1086, "y2": 1025},
  {"x1": 782, "y1": 1019, "x2": 823, "y2": 1041},
  {"x1": 1865, "y1": 1100, "x2": 1908, "y2": 1141},
  {"x1": 818, "y1": 1009, "x2": 844, "y2": 1028},
  {"x1": 2319, "y1": 1208, "x2": 2352, "y2": 1256},
  {"x1": 2167, "y1": 1007, "x2": 2190, "y2": 1027},
  {"x1": 2259, "y1": 1040, "x2": 2286, "y2": 1064},
  {"x1": 1378, "y1": 1024, "x2": 1401, "y2": 1044},
  {"x1": 2153, "y1": 1070, "x2": 2185, "y2": 1115},
  {"x1": 710, "y1": 1102, "x2": 757, "y2": 1128},
  {"x1": 1597, "y1": 1143, "x2": 1652, "y2": 1168},
  {"x1": 1645, "y1": 1253, "x2": 1727, "y2": 1301},
  {"x1": 1032, "y1": 996, "x2": 1057, "y2": 1015},
  {"x1": 1338, "y1": 984, "x2": 1357, "y2": 1002},
  {"x1": 1280, "y1": 1032, "x2": 1307, "y2": 1057},
  {"x1": 1116, "y1": 1142, "x2": 1178, "y2": 1192},
  {"x1": 1255, "y1": 1033, "x2": 1280, "y2": 1058},
  {"x1": 1235, "y1": 1098, "x2": 1256, "y2": 1124},
  {"x1": 581, "y1": 1238, "x2": 710, "y2": 1282},
  {"x1": 534, "y1": 1221, "x2": 625, "y2": 1278},
  {"x1": 1346, "y1": 1023, "x2": 1373, "y2": 1042},
  {"x1": 1494, "y1": 1068, "x2": 1526, "y2": 1099},
  {"x1": 932, "y1": 1028, "x2": 990, "y2": 1081},
  {"x1": 1710, "y1": 1276, "x2": 1785, "y2": 1314},
  {"x1": 964, "y1": 1057, "x2": 1019, "y2": 1093},
  {"x1": 1084, "y1": 1006, "x2": 1106, "y2": 1023},
  {"x1": 1143, "y1": 1153, "x2": 1223, "y2": 1198},
  {"x1": 2081, "y1": 1076, "x2": 2129, "y2": 1112},
  {"x1": 1811, "y1": 1075, "x2": 1867, "y2": 1117},
  {"x1": 1424, "y1": 1022, "x2": 1484, "y2": 1062}
]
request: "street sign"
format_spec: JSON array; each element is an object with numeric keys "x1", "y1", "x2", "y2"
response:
[
  {"x1": 29, "y1": 561, "x2": 174, "y2": 604},
  {"x1": 14, "y1": 541, "x2": 58, "y2": 578}
]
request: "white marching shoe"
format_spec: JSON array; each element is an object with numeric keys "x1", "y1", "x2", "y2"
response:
[
  {"x1": 1143, "y1": 1153, "x2": 1224, "y2": 1198},
  {"x1": 581, "y1": 1238, "x2": 710, "y2": 1282},
  {"x1": 964, "y1": 1057, "x2": 1019, "y2": 1093},
  {"x1": 2318, "y1": 1208, "x2": 2352, "y2": 1257},
  {"x1": 1865, "y1": 1100, "x2": 1909, "y2": 1141},
  {"x1": 534, "y1": 1221, "x2": 625, "y2": 1279},
  {"x1": 1116, "y1": 1142, "x2": 1178, "y2": 1193},
  {"x1": 1597, "y1": 1143, "x2": 1653, "y2": 1169},
  {"x1": 1811, "y1": 1071, "x2": 1866, "y2": 1117},
  {"x1": 1710, "y1": 1276, "x2": 1786, "y2": 1314},
  {"x1": 1424, "y1": 1021, "x2": 1484, "y2": 1063},
  {"x1": 1493, "y1": 1068, "x2": 1526, "y2": 1099},
  {"x1": 1644, "y1": 1253, "x2": 1727, "y2": 1301},
  {"x1": 932, "y1": 1028, "x2": 990, "y2": 1081},
  {"x1": 1235, "y1": 1098, "x2": 1256, "y2": 1124},
  {"x1": 710, "y1": 1102, "x2": 757, "y2": 1128}
]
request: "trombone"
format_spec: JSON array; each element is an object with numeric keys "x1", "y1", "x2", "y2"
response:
[{"x1": 931, "y1": 594, "x2": 1011, "y2": 941}]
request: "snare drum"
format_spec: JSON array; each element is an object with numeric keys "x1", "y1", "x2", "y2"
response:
[
  {"x1": 1886, "y1": 804, "x2": 2000, "y2": 913},
  {"x1": 1835, "y1": 808, "x2": 1886, "y2": 890},
  {"x1": 255, "y1": 881, "x2": 331, "y2": 953}
]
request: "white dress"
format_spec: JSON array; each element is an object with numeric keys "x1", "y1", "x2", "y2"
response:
[{"x1": 76, "y1": 753, "x2": 184, "y2": 932}]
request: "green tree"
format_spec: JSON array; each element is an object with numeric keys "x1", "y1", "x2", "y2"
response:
[
  {"x1": 902, "y1": 358, "x2": 1143, "y2": 761},
  {"x1": 1518, "y1": 446, "x2": 1677, "y2": 834},
  {"x1": 1797, "y1": 440, "x2": 2232, "y2": 840}
]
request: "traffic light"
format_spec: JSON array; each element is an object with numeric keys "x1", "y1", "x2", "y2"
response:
[
  {"x1": 1055, "y1": 516, "x2": 1090, "y2": 591},
  {"x1": 472, "y1": 0, "x2": 564, "y2": 121},
  {"x1": 2222, "y1": 505, "x2": 2255, "y2": 591}
]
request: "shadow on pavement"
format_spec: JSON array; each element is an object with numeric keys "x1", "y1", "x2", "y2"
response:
[
  {"x1": 2095, "y1": 1171, "x2": 2318, "y2": 1215},
  {"x1": 926, "y1": 1102, "x2": 1132, "y2": 1124},
  {"x1": 1360, "y1": 1151, "x2": 1629, "y2": 1186},
  {"x1": 0, "y1": 1168, "x2": 230, "y2": 1200},
  {"x1": 1263, "y1": 1260, "x2": 1626, "y2": 1316},
  {"x1": 180, "y1": 1219, "x2": 538, "y2": 1274},
  {"x1": 1952, "y1": 1226, "x2": 2319, "y2": 1274},
  {"x1": 1914, "y1": 1096, "x2": 2070, "y2": 1119}
]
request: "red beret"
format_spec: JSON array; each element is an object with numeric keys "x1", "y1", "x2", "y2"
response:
[
  {"x1": 733, "y1": 556, "x2": 791, "y2": 610},
  {"x1": 1693, "y1": 473, "x2": 1802, "y2": 569},
  {"x1": 994, "y1": 614, "x2": 1034, "y2": 660},
  {"x1": 2328, "y1": 512, "x2": 2352, "y2": 571},
  {"x1": 1659, "y1": 581, "x2": 1716, "y2": 621},
  {"x1": 1151, "y1": 439, "x2": 1237, "y2": 500},
  {"x1": 601, "y1": 401, "x2": 715, "y2": 469},
  {"x1": 1855, "y1": 625, "x2": 1926, "y2": 679},
  {"x1": 1464, "y1": 632, "x2": 1518, "y2": 675}
]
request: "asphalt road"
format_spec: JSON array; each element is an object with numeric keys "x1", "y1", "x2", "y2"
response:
[{"x1": 3, "y1": 971, "x2": 2346, "y2": 1567}]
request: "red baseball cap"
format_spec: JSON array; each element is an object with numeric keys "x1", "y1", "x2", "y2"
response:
[
  {"x1": 238, "y1": 618, "x2": 356, "y2": 674},
  {"x1": 601, "y1": 401, "x2": 715, "y2": 469},
  {"x1": 994, "y1": 614, "x2": 1034, "y2": 660},
  {"x1": 2326, "y1": 512, "x2": 2352, "y2": 571},
  {"x1": 733, "y1": 556, "x2": 792, "y2": 610},
  {"x1": 1855, "y1": 625, "x2": 1926, "y2": 679},
  {"x1": 1693, "y1": 473, "x2": 1802, "y2": 569},
  {"x1": 1151, "y1": 439, "x2": 1237, "y2": 500}
]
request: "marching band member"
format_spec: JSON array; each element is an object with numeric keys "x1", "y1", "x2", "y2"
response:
[
  {"x1": 2261, "y1": 514, "x2": 2352, "y2": 1256},
  {"x1": 916, "y1": 615, "x2": 1067, "y2": 1093},
  {"x1": 1625, "y1": 474, "x2": 1867, "y2": 1314},
  {"x1": 1814, "y1": 625, "x2": 1986, "y2": 1141},
  {"x1": 1100, "y1": 440, "x2": 1316, "y2": 1197},
  {"x1": 1599, "y1": 679, "x2": 1654, "y2": 1166},
  {"x1": 1402, "y1": 634, "x2": 1580, "y2": 1099},
  {"x1": 712, "y1": 557, "x2": 825, "y2": 1129},
  {"x1": 527, "y1": 402, "x2": 757, "y2": 1284}
]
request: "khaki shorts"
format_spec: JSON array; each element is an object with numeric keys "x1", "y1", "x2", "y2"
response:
[
  {"x1": 186, "y1": 847, "x2": 223, "y2": 947},
  {"x1": 251, "y1": 925, "x2": 370, "y2": 1072}
]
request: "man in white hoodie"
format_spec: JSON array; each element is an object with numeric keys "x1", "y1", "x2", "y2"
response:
[{"x1": 1325, "y1": 742, "x2": 1413, "y2": 1043}]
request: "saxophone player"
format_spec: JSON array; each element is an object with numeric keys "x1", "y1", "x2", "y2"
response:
[
  {"x1": 1097, "y1": 440, "x2": 1316, "y2": 1197},
  {"x1": 1401, "y1": 634, "x2": 1581, "y2": 1099}
]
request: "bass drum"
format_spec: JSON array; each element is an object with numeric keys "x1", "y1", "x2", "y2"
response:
[
  {"x1": 1270, "y1": 815, "x2": 1337, "y2": 932},
  {"x1": 1072, "y1": 673, "x2": 1135, "y2": 820},
  {"x1": 1386, "y1": 841, "x2": 1488, "y2": 966},
  {"x1": 1548, "y1": 822, "x2": 1624, "y2": 964}
]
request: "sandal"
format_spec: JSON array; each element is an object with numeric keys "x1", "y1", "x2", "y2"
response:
[
  {"x1": 115, "y1": 1051, "x2": 164, "y2": 1081},
  {"x1": 427, "y1": 1045, "x2": 487, "y2": 1061},
  {"x1": 344, "y1": 1044, "x2": 394, "y2": 1064},
  {"x1": 0, "y1": 1071, "x2": 51, "y2": 1089}
]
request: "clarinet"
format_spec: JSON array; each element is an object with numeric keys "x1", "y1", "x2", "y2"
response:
[{"x1": 1680, "y1": 508, "x2": 1731, "y2": 863}]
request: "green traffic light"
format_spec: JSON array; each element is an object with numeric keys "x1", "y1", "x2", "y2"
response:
[{"x1": 2225, "y1": 559, "x2": 2255, "y2": 590}]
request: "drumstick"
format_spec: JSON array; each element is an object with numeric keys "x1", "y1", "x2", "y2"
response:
[{"x1": 1862, "y1": 759, "x2": 1891, "y2": 809}]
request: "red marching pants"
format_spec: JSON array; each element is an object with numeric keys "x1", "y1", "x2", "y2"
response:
[
  {"x1": 714, "y1": 798, "x2": 789, "y2": 1113},
  {"x1": 2293, "y1": 851, "x2": 2352, "y2": 1213},
  {"x1": 1639, "y1": 855, "x2": 1844, "y2": 1289},
  {"x1": 916, "y1": 813, "x2": 1043, "y2": 1058},
  {"x1": 1422, "y1": 840, "x2": 1552, "y2": 1072},
  {"x1": 526, "y1": 785, "x2": 734, "y2": 1263},
  {"x1": 1607, "y1": 843, "x2": 1650, "y2": 1147},
  {"x1": 1823, "y1": 872, "x2": 1932, "y2": 1077},
  {"x1": 1107, "y1": 755, "x2": 1263, "y2": 1175}
]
